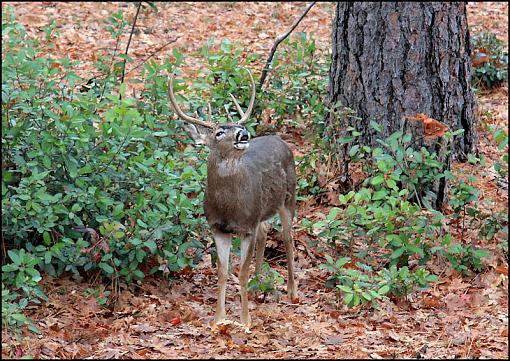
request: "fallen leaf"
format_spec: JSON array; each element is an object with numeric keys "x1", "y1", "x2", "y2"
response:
[
  {"x1": 406, "y1": 113, "x2": 449, "y2": 139},
  {"x1": 495, "y1": 265, "x2": 508, "y2": 275},
  {"x1": 322, "y1": 334, "x2": 343, "y2": 345}
]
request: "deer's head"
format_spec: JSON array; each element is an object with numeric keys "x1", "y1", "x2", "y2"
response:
[{"x1": 168, "y1": 69, "x2": 256, "y2": 156}]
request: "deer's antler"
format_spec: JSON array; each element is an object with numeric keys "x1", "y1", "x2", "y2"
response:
[
  {"x1": 229, "y1": 69, "x2": 256, "y2": 125},
  {"x1": 169, "y1": 68, "x2": 256, "y2": 127},
  {"x1": 168, "y1": 72, "x2": 215, "y2": 129}
]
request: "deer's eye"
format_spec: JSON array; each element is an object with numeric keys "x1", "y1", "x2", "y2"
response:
[{"x1": 215, "y1": 130, "x2": 225, "y2": 138}]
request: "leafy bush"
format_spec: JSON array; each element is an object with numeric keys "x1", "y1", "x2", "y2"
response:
[
  {"x1": 434, "y1": 243, "x2": 489, "y2": 275},
  {"x1": 261, "y1": 32, "x2": 329, "y2": 128},
  {"x1": 471, "y1": 31, "x2": 508, "y2": 89},
  {"x1": 311, "y1": 122, "x2": 492, "y2": 307},
  {"x1": 320, "y1": 255, "x2": 437, "y2": 308},
  {"x1": 2, "y1": 249, "x2": 46, "y2": 338},
  {"x1": 490, "y1": 125, "x2": 508, "y2": 180},
  {"x1": 2, "y1": 7, "x2": 209, "y2": 288},
  {"x1": 248, "y1": 262, "x2": 284, "y2": 300},
  {"x1": 175, "y1": 38, "x2": 261, "y2": 133}
]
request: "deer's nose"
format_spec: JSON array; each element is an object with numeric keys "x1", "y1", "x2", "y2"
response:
[{"x1": 239, "y1": 129, "x2": 250, "y2": 142}]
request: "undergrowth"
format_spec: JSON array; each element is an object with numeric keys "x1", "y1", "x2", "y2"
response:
[{"x1": 1, "y1": 5, "x2": 507, "y2": 345}]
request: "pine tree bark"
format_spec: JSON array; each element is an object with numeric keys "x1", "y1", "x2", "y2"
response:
[{"x1": 326, "y1": 2, "x2": 478, "y2": 209}]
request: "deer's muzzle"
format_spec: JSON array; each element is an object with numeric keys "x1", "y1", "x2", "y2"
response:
[{"x1": 234, "y1": 128, "x2": 250, "y2": 150}]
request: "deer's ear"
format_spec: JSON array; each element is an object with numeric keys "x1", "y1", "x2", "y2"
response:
[{"x1": 183, "y1": 123, "x2": 207, "y2": 145}]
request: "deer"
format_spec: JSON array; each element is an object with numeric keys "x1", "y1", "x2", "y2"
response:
[{"x1": 168, "y1": 68, "x2": 297, "y2": 327}]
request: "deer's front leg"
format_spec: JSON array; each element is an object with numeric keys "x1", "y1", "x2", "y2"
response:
[
  {"x1": 212, "y1": 231, "x2": 232, "y2": 324},
  {"x1": 254, "y1": 222, "x2": 269, "y2": 275},
  {"x1": 239, "y1": 233, "x2": 255, "y2": 327}
]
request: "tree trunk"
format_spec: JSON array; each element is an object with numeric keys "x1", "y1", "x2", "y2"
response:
[{"x1": 326, "y1": 2, "x2": 478, "y2": 209}]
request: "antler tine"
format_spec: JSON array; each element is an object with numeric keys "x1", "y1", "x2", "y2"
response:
[
  {"x1": 231, "y1": 69, "x2": 256, "y2": 125},
  {"x1": 168, "y1": 72, "x2": 215, "y2": 129},
  {"x1": 206, "y1": 103, "x2": 212, "y2": 122},
  {"x1": 229, "y1": 93, "x2": 245, "y2": 118}
]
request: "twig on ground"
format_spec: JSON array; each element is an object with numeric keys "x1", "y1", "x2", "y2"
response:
[{"x1": 259, "y1": 2, "x2": 316, "y2": 90}]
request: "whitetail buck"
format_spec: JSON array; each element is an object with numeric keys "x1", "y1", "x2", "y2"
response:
[{"x1": 168, "y1": 69, "x2": 297, "y2": 327}]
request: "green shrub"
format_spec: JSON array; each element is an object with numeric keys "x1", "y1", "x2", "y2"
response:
[
  {"x1": 261, "y1": 32, "x2": 329, "y2": 128},
  {"x1": 2, "y1": 7, "x2": 208, "y2": 287},
  {"x1": 248, "y1": 262, "x2": 285, "y2": 300},
  {"x1": 312, "y1": 122, "x2": 492, "y2": 307},
  {"x1": 260, "y1": 32, "x2": 331, "y2": 199},
  {"x1": 2, "y1": 249, "x2": 46, "y2": 338},
  {"x1": 320, "y1": 255, "x2": 437, "y2": 308},
  {"x1": 490, "y1": 125, "x2": 508, "y2": 179},
  {"x1": 471, "y1": 31, "x2": 508, "y2": 89}
]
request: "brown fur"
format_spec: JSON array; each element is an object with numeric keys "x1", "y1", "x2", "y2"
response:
[
  {"x1": 205, "y1": 130, "x2": 296, "y2": 234},
  {"x1": 168, "y1": 69, "x2": 296, "y2": 326},
  {"x1": 201, "y1": 123, "x2": 297, "y2": 326}
]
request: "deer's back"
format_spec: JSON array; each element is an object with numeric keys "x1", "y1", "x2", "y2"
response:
[{"x1": 204, "y1": 135, "x2": 296, "y2": 234}]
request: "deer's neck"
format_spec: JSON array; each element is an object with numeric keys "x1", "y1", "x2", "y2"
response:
[{"x1": 208, "y1": 151, "x2": 245, "y2": 178}]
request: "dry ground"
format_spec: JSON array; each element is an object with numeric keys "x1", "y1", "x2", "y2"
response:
[{"x1": 1, "y1": 2, "x2": 508, "y2": 359}]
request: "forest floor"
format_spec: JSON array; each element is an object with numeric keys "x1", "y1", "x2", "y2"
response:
[{"x1": 1, "y1": 2, "x2": 508, "y2": 359}]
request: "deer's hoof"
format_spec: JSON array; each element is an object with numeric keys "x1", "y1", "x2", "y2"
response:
[
  {"x1": 240, "y1": 314, "x2": 252, "y2": 328},
  {"x1": 288, "y1": 288, "x2": 299, "y2": 303}
]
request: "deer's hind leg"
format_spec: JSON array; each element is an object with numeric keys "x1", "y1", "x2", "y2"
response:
[
  {"x1": 239, "y1": 232, "x2": 256, "y2": 326},
  {"x1": 278, "y1": 206, "x2": 297, "y2": 300}
]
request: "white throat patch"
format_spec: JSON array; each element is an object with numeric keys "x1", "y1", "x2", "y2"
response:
[{"x1": 234, "y1": 142, "x2": 250, "y2": 150}]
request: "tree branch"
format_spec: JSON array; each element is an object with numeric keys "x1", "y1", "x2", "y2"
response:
[
  {"x1": 126, "y1": 36, "x2": 180, "y2": 76},
  {"x1": 258, "y1": 2, "x2": 316, "y2": 90},
  {"x1": 120, "y1": 1, "x2": 142, "y2": 84}
]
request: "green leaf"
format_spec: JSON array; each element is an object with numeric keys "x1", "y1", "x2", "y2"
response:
[
  {"x1": 467, "y1": 153, "x2": 479, "y2": 164},
  {"x1": 32, "y1": 171, "x2": 50, "y2": 181},
  {"x1": 26, "y1": 268, "x2": 41, "y2": 281},
  {"x1": 426, "y1": 274, "x2": 439, "y2": 282},
  {"x1": 11, "y1": 313, "x2": 27, "y2": 323},
  {"x1": 386, "y1": 179, "x2": 397, "y2": 189},
  {"x1": 335, "y1": 257, "x2": 351, "y2": 268},
  {"x1": 43, "y1": 231, "x2": 51, "y2": 245},
  {"x1": 344, "y1": 292, "x2": 354, "y2": 305},
  {"x1": 44, "y1": 251, "x2": 52, "y2": 264},
  {"x1": 133, "y1": 269, "x2": 145, "y2": 280},
  {"x1": 372, "y1": 189, "x2": 388, "y2": 201},
  {"x1": 390, "y1": 247, "x2": 405, "y2": 259},
  {"x1": 119, "y1": 82, "x2": 127, "y2": 97},
  {"x1": 338, "y1": 285, "x2": 353, "y2": 294},
  {"x1": 136, "y1": 219, "x2": 148, "y2": 228},
  {"x1": 361, "y1": 291, "x2": 373, "y2": 301},
  {"x1": 18, "y1": 194, "x2": 30, "y2": 200},
  {"x1": 349, "y1": 145, "x2": 360, "y2": 157},
  {"x1": 371, "y1": 175, "x2": 384, "y2": 186},
  {"x1": 79, "y1": 164, "x2": 93, "y2": 175},
  {"x1": 8, "y1": 250, "x2": 21, "y2": 265},
  {"x1": 327, "y1": 207, "x2": 340, "y2": 221},
  {"x1": 99, "y1": 262, "x2": 114, "y2": 275},
  {"x1": 402, "y1": 133, "x2": 412, "y2": 143},
  {"x1": 144, "y1": 240, "x2": 157, "y2": 252},
  {"x1": 2, "y1": 264, "x2": 18, "y2": 272},
  {"x1": 28, "y1": 321, "x2": 42, "y2": 334},
  {"x1": 370, "y1": 120, "x2": 382, "y2": 133},
  {"x1": 378, "y1": 285, "x2": 390, "y2": 295}
]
